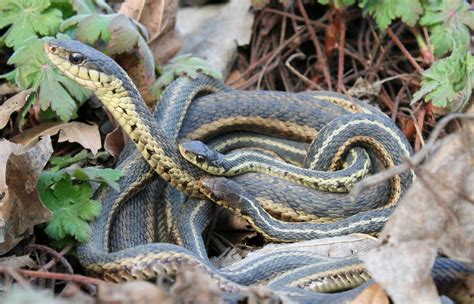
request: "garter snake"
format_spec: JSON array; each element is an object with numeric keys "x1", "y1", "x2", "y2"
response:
[
  {"x1": 179, "y1": 140, "x2": 371, "y2": 192},
  {"x1": 43, "y1": 39, "x2": 426, "y2": 297}
]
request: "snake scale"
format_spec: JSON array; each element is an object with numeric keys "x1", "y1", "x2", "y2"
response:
[{"x1": 44, "y1": 39, "x2": 472, "y2": 303}]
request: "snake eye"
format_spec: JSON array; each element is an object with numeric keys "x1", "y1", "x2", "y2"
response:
[
  {"x1": 195, "y1": 155, "x2": 206, "y2": 164},
  {"x1": 69, "y1": 52, "x2": 85, "y2": 64}
]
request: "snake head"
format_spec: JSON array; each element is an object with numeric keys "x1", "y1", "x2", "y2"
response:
[
  {"x1": 199, "y1": 177, "x2": 246, "y2": 211},
  {"x1": 179, "y1": 141, "x2": 226, "y2": 174},
  {"x1": 44, "y1": 39, "x2": 127, "y2": 91}
]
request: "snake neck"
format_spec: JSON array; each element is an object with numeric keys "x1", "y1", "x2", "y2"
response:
[{"x1": 96, "y1": 76, "x2": 205, "y2": 197}]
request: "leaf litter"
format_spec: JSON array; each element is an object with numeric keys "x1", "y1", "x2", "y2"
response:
[
  {"x1": 0, "y1": 136, "x2": 53, "y2": 254},
  {"x1": 360, "y1": 120, "x2": 474, "y2": 303}
]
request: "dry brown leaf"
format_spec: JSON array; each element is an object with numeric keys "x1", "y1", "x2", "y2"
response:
[
  {"x1": 120, "y1": 0, "x2": 181, "y2": 64},
  {"x1": 117, "y1": 0, "x2": 180, "y2": 108},
  {"x1": 11, "y1": 122, "x2": 101, "y2": 155},
  {"x1": 360, "y1": 241, "x2": 439, "y2": 303},
  {"x1": 98, "y1": 281, "x2": 174, "y2": 304},
  {"x1": 360, "y1": 127, "x2": 474, "y2": 303},
  {"x1": 169, "y1": 267, "x2": 223, "y2": 304},
  {"x1": 0, "y1": 137, "x2": 53, "y2": 254},
  {"x1": 104, "y1": 126, "x2": 126, "y2": 159},
  {"x1": 0, "y1": 89, "x2": 33, "y2": 129},
  {"x1": 350, "y1": 283, "x2": 389, "y2": 304}
]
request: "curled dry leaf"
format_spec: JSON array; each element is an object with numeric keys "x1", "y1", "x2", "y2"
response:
[
  {"x1": 0, "y1": 137, "x2": 53, "y2": 254},
  {"x1": 0, "y1": 89, "x2": 33, "y2": 129},
  {"x1": 98, "y1": 281, "x2": 174, "y2": 304},
  {"x1": 11, "y1": 122, "x2": 102, "y2": 155},
  {"x1": 360, "y1": 127, "x2": 474, "y2": 303}
]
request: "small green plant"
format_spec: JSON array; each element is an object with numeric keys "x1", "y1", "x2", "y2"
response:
[
  {"x1": 317, "y1": 0, "x2": 474, "y2": 110},
  {"x1": 37, "y1": 151, "x2": 122, "y2": 243}
]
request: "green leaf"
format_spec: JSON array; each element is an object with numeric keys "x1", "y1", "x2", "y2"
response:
[
  {"x1": 107, "y1": 14, "x2": 140, "y2": 54},
  {"x1": 70, "y1": 0, "x2": 98, "y2": 14},
  {"x1": 39, "y1": 174, "x2": 102, "y2": 243},
  {"x1": 359, "y1": 0, "x2": 396, "y2": 30},
  {"x1": 151, "y1": 55, "x2": 224, "y2": 98},
  {"x1": 394, "y1": 0, "x2": 423, "y2": 27},
  {"x1": 359, "y1": 0, "x2": 423, "y2": 30},
  {"x1": 0, "y1": 0, "x2": 63, "y2": 50},
  {"x1": 50, "y1": 150, "x2": 89, "y2": 170},
  {"x1": 412, "y1": 46, "x2": 473, "y2": 109},
  {"x1": 420, "y1": 0, "x2": 474, "y2": 56},
  {"x1": 7, "y1": 36, "x2": 91, "y2": 121},
  {"x1": 71, "y1": 167, "x2": 122, "y2": 191},
  {"x1": 39, "y1": 71, "x2": 80, "y2": 121},
  {"x1": 317, "y1": 0, "x2": 356, "y2": 8},
  {"x1": 61, "y1": 13, "x2": 113, "y2": 44}
]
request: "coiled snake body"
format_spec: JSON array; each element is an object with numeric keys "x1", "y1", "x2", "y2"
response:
[{"x1": 44, "y1": 39, "x2": 470, "y2": 302}]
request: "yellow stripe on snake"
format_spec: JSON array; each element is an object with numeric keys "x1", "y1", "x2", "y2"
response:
[{"x1": 44, "y1": 39, "x2": 471, "y2": 302}]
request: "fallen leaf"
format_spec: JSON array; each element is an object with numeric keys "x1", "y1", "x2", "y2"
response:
[
  {"x1": 176, "y1": 0, "x2": 254, "y2": 77},
  {"x1": 117, "y1": 0, "x2": 179, "y2": 108},
  {"x1": 11, "y1": 122, "x2": 102, "y2": 155},
  {"x1": 360, "y1": 241, "x2": 439, "y2": 303},
  {"x1": 98, "y1": 281, "x2": 174, "y2": 304},
  {"x1": 0, "y1": 137, "x2": 53, "y2": 254},
  {"x1": 58, "y1": 122, "x2": 101, "y2": 155},
  {"x1": 351, "y1": 283, "x2": 389, "y2": 304},
  {"x1": 360, "y1": 125, "x2": 474, "y2": 303},
  {"x1": 104, "y1": 126, "x2": 125, "y2": 159},
  {"x1": 0, "y1": 89, "x2": 33, "y2": 129},
  {"x1": 119, "y1": 0, "x2": 181, "y2": 64},
  {"x1": 169, "y1": 267, "x2": 223, "y2": 304}
]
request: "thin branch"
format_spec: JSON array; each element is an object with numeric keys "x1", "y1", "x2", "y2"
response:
[
  {"x1": 0, "y1": 267, "x2": 106, "y2": 286},
  {"x1": 337, "y1": 9, "x2": 347, "y2": 93},
  {"x1": 285, "y1": 53, "x2": 323, "y2": 90},
  {"x1": 386, "y1": 27, "x2": 424, "y2": 74},
  {"x1": 296, "y1": 0, "x2": 332, "y2": 89}
]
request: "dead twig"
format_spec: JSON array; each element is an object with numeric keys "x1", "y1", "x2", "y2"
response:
[
  {"x1": 386, "y1": 27, "x2": 423, "y2": 74},
  {"x1": 0, "y1": 267, "x2": 106, "y2": 286},
  {"x1": 296, "y1": 0, "x2": 332, "y2": 89},
  {"x1": 336, "y1": 9, "x2": 346, "y2": 93},
  {"x1": 285, "y1": 53, "x2": 322, "y2": 90}
]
